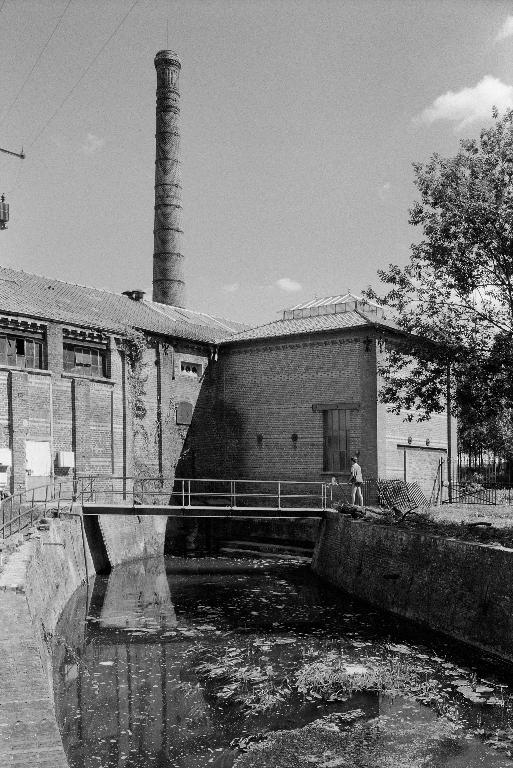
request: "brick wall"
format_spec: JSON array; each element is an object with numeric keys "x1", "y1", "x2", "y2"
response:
[
  {"x1": 0, "y1": 315, "x2": 215, "y2": 495},
  {"x1": 192, "y1": 330, "x2": 374, "y2": 483},
  {"x1": 189, "y1": 331, "x2": 453, "y2": 495},
  {"x1": 130, "y1": 341, "x2": 210, "y2": 486},
  {"x1": 0, "y1": 316, "x2": 454, "y2": 497}
]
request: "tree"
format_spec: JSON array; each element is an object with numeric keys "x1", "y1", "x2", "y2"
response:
[{"x1": 368, "y1": 108, "x2": 513, "y2": 459}]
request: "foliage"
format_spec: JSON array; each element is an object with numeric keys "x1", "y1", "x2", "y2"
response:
[
  {"x1": 119, "y1": 328, "x2": 149, "y2": 422},
  {"x1": 294, "y1": 651, "x2": 442, "y2": 704},
  {"x1": 367, "y1": 109, "x2": 513, "y2": 454},
  {"x1": 118, "y1": 331, "x2": 190, "y2": 481}
]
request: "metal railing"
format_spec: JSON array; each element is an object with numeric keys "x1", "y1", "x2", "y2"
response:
[
  {"x1": 328, "y1": 478, "x2": 378, "y2": 508},
  {"x1": 0, "y1": 479, "x2": 77, "y2": 539},
  {"x1": 76, "y1": 476, "x2": 331, "y2": 512}
]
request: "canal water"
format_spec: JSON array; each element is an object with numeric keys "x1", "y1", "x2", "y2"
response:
[{"x1": 53, "y1": 557, "x2": 513, "y2": 767}]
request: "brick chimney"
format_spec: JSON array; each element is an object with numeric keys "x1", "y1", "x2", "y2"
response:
[{"x1": 152, "y1": 50, "x2": 185, "y2": 307}]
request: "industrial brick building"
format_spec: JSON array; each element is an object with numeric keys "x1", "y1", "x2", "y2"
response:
[
  {"x1": 0, "y1": 49, "x2": 454, "y2": 500},
  {"x1": 190, "y1": 294, "x2": 454, "y2": 498},
  {"x1": 0, "y1": 272, "x2": 452, "y2": 499},
  {"x1": 0, "y1": 265, "x2": 244, "y2": 494}
]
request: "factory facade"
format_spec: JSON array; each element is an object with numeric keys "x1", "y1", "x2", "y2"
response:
[{"x1": 0, "y1": 50, "x2": 453, "y2": 500}]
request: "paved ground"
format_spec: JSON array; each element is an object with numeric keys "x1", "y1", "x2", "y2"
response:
[{"x1": 0, "y1": 538, "x2": 68, "y2": 767}]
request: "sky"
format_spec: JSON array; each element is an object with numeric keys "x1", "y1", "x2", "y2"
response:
[{"x1": 1, "y1": 0, "x2": 513, "y2": 326}]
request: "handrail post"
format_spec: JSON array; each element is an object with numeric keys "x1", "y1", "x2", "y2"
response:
[
  {"x1": 278, "y1": 481, "x2": 281, "y2": 510},
  {"x1": 141, "y1": 479, "x2": 145, "y2": 505},
  {"x1": 181, "y1": 479, "x2": 185, "y2": 508},
  {"x1": 187, "y1": 479, "x2": 191, "y2": 507}
]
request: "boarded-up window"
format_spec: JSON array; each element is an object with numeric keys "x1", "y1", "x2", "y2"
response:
[
  {"x1": 323, "y1": 409, "x2": 350, "y2": 472},
  {"x1": 0, "y1": 334, "x2": 44, "y2": 369},
  {"x1": 176, "y1": 401, "x2": 193, "y2": 425},
  {"x1": 63, "y1": 343, "x2": 107, "y2": 378}
]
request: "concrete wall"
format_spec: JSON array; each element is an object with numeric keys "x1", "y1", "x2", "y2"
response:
[
  {"x1": 313, "y1": 511, "x2": 513, "y2": 662},
  {"x1": 99, "y1": 514, "x2": 167, "y2": 566},
  {"x1": 0, "y1": 511, "x2": 168, "y2": 767}
]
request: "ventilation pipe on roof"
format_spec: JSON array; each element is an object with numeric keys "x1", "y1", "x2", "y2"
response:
[
  {"x1": 122, "y1": 289, "x2": 146, "y2": 302},
  {"x1": 152, "y1": 50, "x2": 185, "y2": 308}
]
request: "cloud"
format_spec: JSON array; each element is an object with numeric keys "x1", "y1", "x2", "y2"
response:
[
  {"x1": 496, "y1": 16, "x2": 513, "y2": 42},
  {"x1": 222, "y1": 282, "x2": 239, "y2": 293},
  {"x1": 81, "y1": 133, "x2": 105, "y2": 155},
  {"x1": 417, "y1": 76, "x2": 513, "y2": 131},
  {"x1": 276, "y1": 277, "x2": 302, "y2": 292}
]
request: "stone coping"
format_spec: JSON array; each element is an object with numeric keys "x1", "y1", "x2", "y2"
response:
[{"x1": 0, "y1": 537, "x2": 69, "y2": 767}]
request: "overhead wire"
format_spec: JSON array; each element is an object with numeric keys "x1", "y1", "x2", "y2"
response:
[
  {"x1": 28, "y1": 0, "x2": 140, "y2": 150},
  {"x1": 0, "y1": 1, "x2": 6, "y2": 16},
  {"x1": 0, "y1": 0, "x2": 74, "y2": 129}
]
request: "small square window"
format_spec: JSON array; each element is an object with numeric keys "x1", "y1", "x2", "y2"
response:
[{"x1": 180, "y1": 361, "x2": 202, "y2": 377}]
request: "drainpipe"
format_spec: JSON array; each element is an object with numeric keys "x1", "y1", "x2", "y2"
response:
[{"x1": 446, "y1": 361, "x2": 453, "y2": 503}]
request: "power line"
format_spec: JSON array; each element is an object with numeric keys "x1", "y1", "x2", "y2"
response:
[
  {"x1": 0, "y1": 1, "x2": 6, "y2": 17},
  {"x1": 0, "y1": 0, "x2": 74, "y2": 129},
  {"x1": 28, "y1": 0, "x2": 140, "y2": 150}
]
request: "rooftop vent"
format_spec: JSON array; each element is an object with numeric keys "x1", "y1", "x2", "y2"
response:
[
  {"x1": 122, "y1": 289, "x2": 146, "y2": 302},
  {"x1": 282, "y1": 292, "x2": 383, "y2": 321}
]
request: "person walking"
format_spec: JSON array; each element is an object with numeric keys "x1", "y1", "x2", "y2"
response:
[{"x1": 350, "y1": 456, "x2": 364, "y2": 508}]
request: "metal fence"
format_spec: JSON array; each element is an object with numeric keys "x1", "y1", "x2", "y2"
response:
[
  {"x1": 443, "y1": 459, "x2": 513, "y2": 505},
  {"x1": 0, "y1": 479, "x2": 77, "y2": 539}
]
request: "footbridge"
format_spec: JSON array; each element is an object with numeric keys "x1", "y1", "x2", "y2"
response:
[
  {"x1": 79, "y1": 476, "x2": 330, "y2": 519},
  {"x1": 0, "y1": 476, "x2": 332, "y2": 540}
]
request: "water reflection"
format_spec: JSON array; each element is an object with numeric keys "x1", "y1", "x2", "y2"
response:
[{"x1": 53, "y1": 557, "x2": 513, "y2": 767}]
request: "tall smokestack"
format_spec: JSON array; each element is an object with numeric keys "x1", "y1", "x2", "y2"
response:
[{"x1": 152, "y1": 50, "x2": 185, "y2": 307}]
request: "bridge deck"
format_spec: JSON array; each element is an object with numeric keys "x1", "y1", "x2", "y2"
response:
[{"x1": 82, "y1": 503, "x2": 324, "y2": 518}]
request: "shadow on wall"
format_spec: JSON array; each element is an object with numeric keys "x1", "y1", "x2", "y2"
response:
[
  {"x1": 83, "y1": 515, "x2": 111, "y2": 575},
  {"x1": 174, "y1": 369, "x2": 244, "y2": 481}
]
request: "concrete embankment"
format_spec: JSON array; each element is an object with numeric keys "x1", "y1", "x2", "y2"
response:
[
  {"x1": 312, "y1": 510, "x2": 513, "y2": 663},
  {"x1": 0, "y1": 511, "x2": 166, "y2": 768}
]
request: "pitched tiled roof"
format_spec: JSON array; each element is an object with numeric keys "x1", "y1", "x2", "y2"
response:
[
  {"x1": 223, "y1": 309, "x2": 400, "y2": 343},
  {"x1": 0, "y1": 266, "x2": 246, "y2": 344}
]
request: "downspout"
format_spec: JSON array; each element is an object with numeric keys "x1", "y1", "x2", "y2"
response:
[
  {"x1": 156, "y1": 342, "x2": 163, "y2": 476},
  {"x1": 446, "y1": 360, "x2": 453, "y2": 503},
  {"x1": 121, "y1": 349, "x2": 127, "y2": 500}
]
